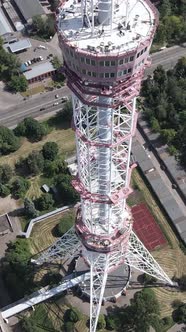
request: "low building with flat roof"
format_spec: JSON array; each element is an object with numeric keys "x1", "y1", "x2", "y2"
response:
[
  {"x1": 8, "y1": 38, "x2": 32, "y2": 53},
  {"x1": 13, "y1": 0, "x2": 45, "y2": 22},
  {"x1": 0, "y1": 8, "x2": 12, "y2": 36},
  {"x1": 23, "y1": 61, "x2": 56, "y2": 83}
]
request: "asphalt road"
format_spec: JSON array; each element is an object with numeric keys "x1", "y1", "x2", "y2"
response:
[
  {"x1": 0, "y1": 45, "x2": 186, "y2": 128},
  {"x1": 0, "y1": 86, "x2": 70, "y2": 128},
  {"x1": 146, "y1": 44, "x2": 186, "y2": 75}
]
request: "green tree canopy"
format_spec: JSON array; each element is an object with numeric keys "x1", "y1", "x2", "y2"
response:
[
  {"x1": 0, "y1": 126, "x2": 20, "y2": 155},
  {"x1": 35, "y1": 193, "x2": 54, "y2": 211},
  {"x1": 24, "y1": 198, "x2": 39, "y2": 219},
  {"x1": 8, "y1": 75, "x2": 28, "y2": 93},
  {"x1": 14, "y1": 117, "x2": 48, "y2": 142},
  {"x1": 42, "y1": 141, "x2": 59, "y2": 161},
  {"x1": 173, "y1": 303, "x2": 186, "y2": 324},
  {"x1": 64, "y1": 308, "x2": 81, "y2": 323},
  {"x1": 0, "y1": 164, "x2": 13, "y2": 184},
  {"x1": 26, "y1": 151, "x2": 44, "y2": 175},
  {"x1": 55, "y1": 174, "x2": 79, "y2": 204},
  {"x1": 11, "y1": 177, "x2": 30, "y2": 199}
]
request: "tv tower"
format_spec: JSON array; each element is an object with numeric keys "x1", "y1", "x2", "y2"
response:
[{"x1": 36, "y1": 0, "x2": 173, "y2": 330}]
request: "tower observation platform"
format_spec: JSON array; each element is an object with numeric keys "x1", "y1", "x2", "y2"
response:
[{"x1": 34, "y1": 1, "x2": 173, "y2": 332}]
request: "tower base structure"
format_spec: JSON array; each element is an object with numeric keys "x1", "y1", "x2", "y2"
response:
[{"x1": 34, "y1": 225, "x2": 173, "y2": 332}]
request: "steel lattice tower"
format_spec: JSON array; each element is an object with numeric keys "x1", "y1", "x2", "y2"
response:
[{"x1": 36, "y1": 0, "x2": 173, "y2": 331}]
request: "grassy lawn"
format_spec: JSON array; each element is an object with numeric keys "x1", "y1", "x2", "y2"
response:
[
  {"x1": 21, "y1": 85, "x2": 46, "y2": 97},
  {"x1": 29, "y1": 208, "x2": 75, "y2": 255},
  {"x1": 131, "y1": 168, "x2": 186, "y2": 318},
  {"x1": 0, "y1": 127, "x2": 75, "y2": 169}
]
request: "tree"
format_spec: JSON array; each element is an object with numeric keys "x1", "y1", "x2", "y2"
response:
[
  {"x1": 26, "y1": 151, "x2": 44, "y2": 175},
  {"x1": 174, "y1": 57, "x2": 186, "y2": 79},
  {"x1": 160, "y1": 128, "x2": 176, "y2": 144},
  {"x1": 14, "y1": 117, "x2": 48, "y2": 142},
  {"x1": 0, "y1": 126, "x2": 20, "y2": 155},
  {"x1": 97, "y1": 315, "x2": 106, "y2": 330},
  {"x1": 11, "y1": 177, "x2": 30, "y2": 199},
  {"x1": 24, "y1": 198, "x2": 39, "y2": 219},
  {"x1": 65, "y1": 308, "x2": 81, "y2": 323},
  {"x1": 0, "y1": 164, "x2": 13, "y2": 184},
  {"x1": 52, "y1": 56, "x2": 62, "y2": 69},
  {"x1": 8, "y1": 75, "x2": 28, "y2": 92},
  {"x1": 5, "y1": 239, "x2": 31, "y2": 269},
  {"x1": 35, "y1": 193, "x2": 54, "y2": 211},
  {"x1": 21, "y1": 317, "x2": 38, "y2": 332},
  {"x1": 128, "y1": 288, "x2": 160, "y2": 332},
  {"x1": 159, "y1": 0, "x2": 172, "y2": 18},
  {"x1": 173, "y1": 303, "x2": 186, "y2": 324},
  {"x1": 143, "y1": 273, "x2": 157, "y2": 285},
  {"x1": 56, "y1": 174, "x2": 79, "y2": 204},
  {"x1": 63, "y1": 101, "x2": 73, "y2": 122},
  {"x1": 0, "y1": 184, "x2": 10, "y2": 197},
  {"x1": 57, "y1": 211, "x2": 74, "y2": 236},
  {"x1": 49, "y1": 0, "x2": 60, "y2": 12},
  {"x1": 178, "y1": 274, "x2": 186, "y2": 291},
  {"x1": 43, "y1": 157, "x2": 68, "y2": 178},
  {"x1": 42, "y1": 142, "x2": 59, "y2": 161}
]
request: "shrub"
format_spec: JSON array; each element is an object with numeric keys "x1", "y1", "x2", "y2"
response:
[
  {"x1": 97, "y1": 314, "x2": 106, "y2": 330},
  {"x1": 11, "y1": 177, "x2": 30, "y2": 199},
  {"x1": 42, "y1": 141, "x2": 58, "y2": 161},
  {"x1": 35, "y1": 193, "x2": 54, "y2": 211},
  {"x1": 64, "y1": 308, "x2": 81, "y2": 323}
]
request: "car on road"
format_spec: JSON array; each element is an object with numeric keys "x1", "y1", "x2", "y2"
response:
[
  {"x1": 61, "y1": 96, "x2": 69, "y2": 102},
  {"x1": 53, "y1": 102, "x2": 59, "y2": 106},
  {"x1": 55, "y1": 94, "x2": 59, "y2": 99},
  {"x1": 40, "y1": 107, "x2": 45, "y2": 111}
]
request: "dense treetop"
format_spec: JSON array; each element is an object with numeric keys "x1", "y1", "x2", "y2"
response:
[{"x1": 141, "y1": 58, "x2": 186, "y2": 168}]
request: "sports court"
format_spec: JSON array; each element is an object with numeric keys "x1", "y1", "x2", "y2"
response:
[{"x1": 132, "y1": 203, "x2": 167, "y2": 251}]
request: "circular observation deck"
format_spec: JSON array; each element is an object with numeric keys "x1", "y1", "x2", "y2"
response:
[{"x1": 57, "y1": 0, "x2": 158, "y2": 83}]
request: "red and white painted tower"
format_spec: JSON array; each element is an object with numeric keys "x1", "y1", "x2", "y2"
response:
[{"x1": 36, "y1": 0, "x2": 173, "y2": 331}]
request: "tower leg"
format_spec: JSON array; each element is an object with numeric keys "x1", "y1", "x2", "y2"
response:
[
  {"x1": 125, "y1": 231, "x2": 173, "y2": 284},
  {"x1": 32, "y1": 227, "x2": 81, "y2": 265},
  {"x1": 87, "y1": 251, "x2": 109, "y2": 332}
]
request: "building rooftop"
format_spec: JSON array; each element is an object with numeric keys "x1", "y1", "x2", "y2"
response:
[
  {"x1": 13, "y1": 0, "x2": 44, "y2": 21},
  {"x1": 8, "y1": 39, "x2": 32, "y2": 53},
  {"x1": 0, "y1": 8, "x2": 12, "y2": 36},
  {"x1": 57, "y1": 0, "x2": 156, "y2": 54},
  {"x1": 23, "y1": 61, "x2": 56, "y2": 80}
]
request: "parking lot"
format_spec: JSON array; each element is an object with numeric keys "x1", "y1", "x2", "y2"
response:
[{"x1": 16, "y1": 36, "x2": 62, "y2": 67}]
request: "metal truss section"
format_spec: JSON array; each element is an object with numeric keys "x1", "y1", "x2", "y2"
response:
[
  {"x1": 33, "y1": 227, "x2": 81, "y2": 265},
  {"x1": 81, "y1": 199, "x2": 131, "y2": 235},
  {"x1": 125, "y1": 231, "x2": 173, "y2": 285},
  {"x1": 73, "y1": 94, "x2": 136, "y2": 146},
  {"x1": 86, "y1": 251, "x2": 109, "y2": 332},
  {"x1": 75, "y1": 123, "x2": 134, "y2": 195}
]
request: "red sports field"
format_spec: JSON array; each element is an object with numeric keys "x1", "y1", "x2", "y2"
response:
[{"x1": 132, "y1": 203, "x2": 167, "y2": 251}]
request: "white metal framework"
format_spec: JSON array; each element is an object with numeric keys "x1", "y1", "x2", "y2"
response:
[{"x1": 33, "y1": 0, "x2": 173, "y2": 332}]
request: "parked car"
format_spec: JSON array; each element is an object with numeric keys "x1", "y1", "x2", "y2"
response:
[
  {"x1": 55, "y1": 94, "x2": 59, "y2": 99},
  {"x1": 61, "y1": 96, "x2": 69, "y2": 103}
]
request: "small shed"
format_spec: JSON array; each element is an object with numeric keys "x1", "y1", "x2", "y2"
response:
[{"x1": 41, "y1": 184, "x2": 50, "y2": 193}]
